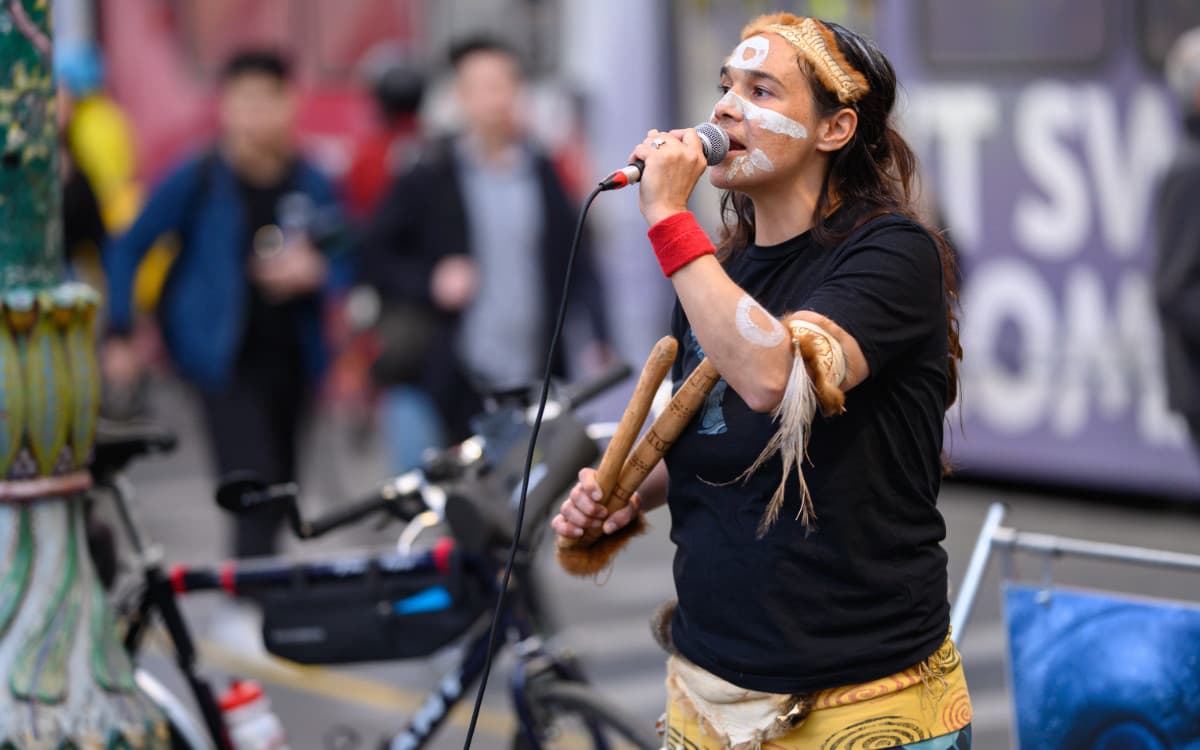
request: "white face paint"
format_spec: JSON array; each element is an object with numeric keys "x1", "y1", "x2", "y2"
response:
[
  {"x1": 714, "y1": 91, "x2": 808, "y2": 141},
  {"x1": 728, "y1": 36, "x2": 770, "y2": 70},
  {"x1": 749, "y1": 148, "x2": 775, "y2": 171},
  {"x1": 735, "y1": 294, "x2": 786, "y2": 347},
  {"x1": 725, "y1": 148, "x2": 775, "y2": 181}
]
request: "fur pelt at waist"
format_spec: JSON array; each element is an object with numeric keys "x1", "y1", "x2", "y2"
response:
[{"x1": 652, "y1": 601, "x2": 812, "y2": 749}]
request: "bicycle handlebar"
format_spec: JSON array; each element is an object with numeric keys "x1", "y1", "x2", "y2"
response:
[
  {"x1": 168, "y1": 538, "x2": 456, "y2": 596},
  {"x1": 557, "y1": 362, "x2": 633, "y2": 411},
  {"x1": 300, "y1": 473, "x2": 430, "y2": 538}
]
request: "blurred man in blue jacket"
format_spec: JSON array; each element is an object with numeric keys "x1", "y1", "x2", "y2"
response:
[{"x1": 104, "y1": 50, "x2": 346, "y2": 557}]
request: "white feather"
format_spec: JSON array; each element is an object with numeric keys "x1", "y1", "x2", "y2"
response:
[{"x1": 738, "y1": 345, "x2": 820, "y2": 537}]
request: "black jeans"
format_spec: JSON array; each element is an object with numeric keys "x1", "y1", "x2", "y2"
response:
[{"x1": 200, "y1": 371, "x2": 307, "y2": 558}]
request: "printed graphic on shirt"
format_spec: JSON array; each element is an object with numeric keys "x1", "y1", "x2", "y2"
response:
[{"x1": 686, "y1": 329, "x2": 727, "y2": 436}]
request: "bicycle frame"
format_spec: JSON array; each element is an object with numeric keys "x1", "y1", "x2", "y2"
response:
[
  {"x1": 98, "y1": 471, "x2": 235, "y2": 750},
  {"x1": 384, "y1": 598, "x2": 522, "y2": 750},
  {"x1": 385, "y1": 564, "x2": 610, "y2": 750},
  {"x1": 169, "y1": 544, "x2": 607, "y2": 750}
]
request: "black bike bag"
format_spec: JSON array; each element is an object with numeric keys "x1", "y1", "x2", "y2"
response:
[{"x1": 258, "y1": 538, "x2": 490, "y2": 664}]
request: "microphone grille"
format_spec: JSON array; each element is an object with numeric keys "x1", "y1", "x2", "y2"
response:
[{"x1": 695, "y1": 122, "x2": 730, "y2": 165}]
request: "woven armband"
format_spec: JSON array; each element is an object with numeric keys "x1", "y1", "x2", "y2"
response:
[
  {"x1": 787, "y1": 318, "x2": 847, "y2": 417},
  {"x1": 647, "y1": 212, "x2": 716, "y2": 278}
]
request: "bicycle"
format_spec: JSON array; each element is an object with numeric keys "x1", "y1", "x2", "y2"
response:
[
  {"x1": 93, "y1": 367, "x2": 660, "y2": 750},
  {"x1": 89, "y1": 419, "x2": 223, "y2": 750}
]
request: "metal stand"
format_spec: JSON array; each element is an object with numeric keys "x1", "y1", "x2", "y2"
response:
[{"x1": 950, "y1": 502, "x2": 1200, "y2": 646}]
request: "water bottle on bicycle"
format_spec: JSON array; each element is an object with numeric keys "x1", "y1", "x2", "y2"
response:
[{"x1": 219, "y1": 680, "x2": 289, "y2": 750}]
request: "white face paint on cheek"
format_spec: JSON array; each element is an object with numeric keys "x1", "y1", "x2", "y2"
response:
[
  {"x1": 735, "y1": 295, "x2": 786, "y2": 348},
  {"x1": 744, "y1": 97, "x2": 808, "y2": 140},
  {"x1": 724, "y1": 148, "x2": 774, "y2": 182},
  {"x1": 715, "y1": 91, "x2": 808, "y2": 141},
  {"x1": 714, "y1": 91, "x2": 796, "y2": 183},
  {"x1": 725, "y1": 154, "x2": 749, "y2": 181},
  {"x1": 748, "y1": 148, "x2": 774, "y2": 172},
  {"x1": 728, "y1": 36, "x2": 769, "y2": 70}
]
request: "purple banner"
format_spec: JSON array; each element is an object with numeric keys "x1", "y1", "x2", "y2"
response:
[{"x1": 880, "y1": 1, "x2": 1200, "y2": 496}]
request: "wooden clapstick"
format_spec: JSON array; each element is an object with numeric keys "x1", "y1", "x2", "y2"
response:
[
  {"x1": 557, "y1": 357, "x2": 721, "y2": 576},
  {"x1": 605, "y1": 356, "x2": 719, "y2": 516},
  {"x1": 558, "y1": 335, "x2": 677, "y2": 551}
]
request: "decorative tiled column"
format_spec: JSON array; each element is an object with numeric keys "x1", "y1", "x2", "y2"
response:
[{"x1": 0, "y1": 2, "x2": 167, "y2": 746}]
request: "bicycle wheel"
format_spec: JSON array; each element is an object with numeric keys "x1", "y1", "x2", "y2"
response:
[{"x1": 515, "y1": 680, "x2": 660, "y2": 750}]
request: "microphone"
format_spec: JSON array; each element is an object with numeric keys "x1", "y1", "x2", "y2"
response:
[{"x1": 599, "y1": 123, "x2": 730, "y2": 191}]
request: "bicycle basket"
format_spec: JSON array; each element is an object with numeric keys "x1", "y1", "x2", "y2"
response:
[{"x1": 258, "y1": 540, "x2": 490, "y2": 664}]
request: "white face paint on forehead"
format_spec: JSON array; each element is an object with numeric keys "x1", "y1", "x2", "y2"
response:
[
  {"x1": 728, "y1": 36, "x2": 770, "y2": 70},
  {"x1": 714, "y1": 91, "x2": 808, "y2": 141}
]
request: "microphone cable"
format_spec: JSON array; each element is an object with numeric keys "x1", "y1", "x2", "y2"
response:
[{"x1": 459, "y1": 183, "x2": 604, "y2": 750}]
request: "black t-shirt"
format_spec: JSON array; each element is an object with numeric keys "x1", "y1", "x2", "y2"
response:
[
  {"x1": 666, "y1": 211, "x2": 951, "y2": 694},
  {"x1": 235, "y1": 168, "x2": 307, "y2": 386}
]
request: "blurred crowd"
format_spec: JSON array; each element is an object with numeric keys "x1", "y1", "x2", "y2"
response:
[{"x1": 62, "y1": 36, "x2": 611, "y2": 559}]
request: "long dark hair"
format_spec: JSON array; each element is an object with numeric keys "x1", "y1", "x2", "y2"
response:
[{"x1": 716, "y1": 16, "x2": 963, "y2": 414}]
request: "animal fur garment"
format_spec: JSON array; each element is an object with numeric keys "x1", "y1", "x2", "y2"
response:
[
  {"x1": 554, "y1": 512, "x2": 647, "y2": 577},
  {"x1": 652, "y1": 601, "x2": 812, "y2": 750},
  {"x1": 665, "y1": 657, "x2": 814, "y2": 750}
]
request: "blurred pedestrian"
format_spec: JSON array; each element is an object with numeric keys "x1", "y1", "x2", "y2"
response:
[
  {"x1": 1155, "y1": 27, "x2": 1200, "y2": 459},
  {"x1": 330, "y1": 52, "x2": 441, "y2": 472},
  {"x1": 344, "y1": 52, "x2": 427, "y2": 219},
  {"x1": 103, "y1": 50, "x2": 348, "y2": 558},
  {"x1": 361, "y1": 35, "x2": 609, "y2": 446},
  {"x1": 55, "y1": 42, "x2": 138, "y2": 234},
  {"x1": 58, "y1": 86, "x2": 108, "y2": 285},
  {"x1": 553, "y1": 13, "x2": 971, "y2": 748}
]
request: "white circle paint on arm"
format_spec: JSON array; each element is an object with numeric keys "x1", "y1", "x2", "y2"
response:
[{"x1": 736, "y1": 294, "x2": 786, "y2": 347}]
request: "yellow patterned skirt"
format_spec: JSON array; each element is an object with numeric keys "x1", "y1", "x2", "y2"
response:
[{"x1": 662, "y1": 635, "x2": 973, "y2": 750}]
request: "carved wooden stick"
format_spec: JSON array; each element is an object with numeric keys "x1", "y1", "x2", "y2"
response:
[
  {"x1": 557, "y1": 335, "x2": 676, "y2": 550},
  {"x1": 601, "y1": 357, "x2": 720, "y2": 527},
  {"x1": 557, "y1": 358, "x2": 720, "y2": 575}
]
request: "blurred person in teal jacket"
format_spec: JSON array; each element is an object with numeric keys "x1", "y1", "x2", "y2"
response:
[{"x1": 104, "y1": 50, "x2": 348, "y2": 558}]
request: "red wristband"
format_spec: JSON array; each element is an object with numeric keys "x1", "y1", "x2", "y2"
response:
[{"x1": 647, "y1": 212, "x2": 715, "y2": 277}]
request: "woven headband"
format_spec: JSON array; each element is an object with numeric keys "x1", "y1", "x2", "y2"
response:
[{"x1": 744, "y1": 17, "x2": 869, "y2": 105}]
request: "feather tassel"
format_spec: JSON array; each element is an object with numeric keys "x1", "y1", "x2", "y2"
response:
[{"x1": 739, "y1": 333, "x2": 820, "y2": 538}]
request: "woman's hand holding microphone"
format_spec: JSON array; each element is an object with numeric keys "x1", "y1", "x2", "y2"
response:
[{"x1": 629, "y1": 128, "x2": 711, "y2": 227}]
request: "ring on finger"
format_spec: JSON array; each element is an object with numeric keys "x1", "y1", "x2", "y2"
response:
[{"x1": 651, "y1": 137, "x2": 667, "y2": 149}]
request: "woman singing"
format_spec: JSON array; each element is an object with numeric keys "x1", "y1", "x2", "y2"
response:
[{"x1": 552, "y1": 13, "x2": 971, "y2": 749}]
